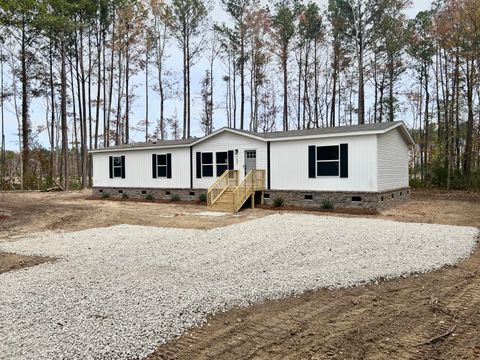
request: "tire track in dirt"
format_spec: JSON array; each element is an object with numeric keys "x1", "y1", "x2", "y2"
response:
[{"x1": 151, "y1": 243, "x2": 480, "y2": 360}]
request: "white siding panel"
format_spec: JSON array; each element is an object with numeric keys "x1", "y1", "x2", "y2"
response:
[
  {"x1": 270, "y1": 135, "x2": 378, "y2": 192},
  {"x1": 377, "y1": 128, "x2": 409, "y2": 191},
  {"x1": 92, "y1": 147, "x2": 191, "y2": 188},
  {"x1": 192, "y1": 131, "x2": 267, "y2": 189}
]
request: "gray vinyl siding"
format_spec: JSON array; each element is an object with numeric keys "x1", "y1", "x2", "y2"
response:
[{"x1": 377, "y1": 128, "x2": 409, "y2": 191}]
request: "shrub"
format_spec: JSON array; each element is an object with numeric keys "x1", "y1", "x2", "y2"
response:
[
  {"x1": 122, "y1": 192, "x2": 129, "y2": 199},
  {"x1": 101, "y1": 192, "x2": 110, "y2": 199},
  {"x1": 322, "y1": 199, "x2": 334, "y2": 209},
  {"x1": 145, "y1": 194, "x2": 154, "y2": 201},
  {"x1": 273, "y1": 197, "x2": 284, "y2": 207},
  {"x1": 199, "y1": 193, "x2": 207, "y2": 203},
  {"x1": 409, "y1": 178, "x2": 424, "y2": 189},
  {"x1": 171, "y1": 193, "x2": 180, "y2": 202}
]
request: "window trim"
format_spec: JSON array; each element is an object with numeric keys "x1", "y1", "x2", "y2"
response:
[
  {"x1": 201, "y1": 152, "x2": 214, "y2": 177},
  {"x1": 216, "y1": 151, "x2": 229, "y2": 177},
  {"x1": 112, "y1": 156, "x2": 123, "y2": 178},
  {"x1": 316, "y1": 145, "x2": 340, "y2": 177},
  {"x1": 156, "y1": 154, "x2": 168, "y2": 178}
]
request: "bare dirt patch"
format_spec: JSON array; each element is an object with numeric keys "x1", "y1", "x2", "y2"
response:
[
  {"x1": 0, "y1": 252, "x2": 51, "y2": 274},
  {"x1": 1, "y1": 189, "x2": 479, "y2": 359},
  {"x1": 150, "y1": 190, "x2": 480, "y2": 360},
  {"x1": 0, "y1": 190, "x2": 267, "y2": 275},
  {"x1": 0, "y1": 190, "x2": 267, "y2": 243}
]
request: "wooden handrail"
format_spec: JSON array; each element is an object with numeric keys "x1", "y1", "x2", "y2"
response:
[
  {"x1": 232, "y1": 170, "x2": 265, "y2": 212},
  {"x1": 207, "y1": 169, "x2": 265, "y2": 211},
  {"x1": 207, "y1": 170, "x2": 238, "y2": 206}
]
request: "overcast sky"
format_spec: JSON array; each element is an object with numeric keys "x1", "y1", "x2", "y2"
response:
[{"x1": 2, "y1": 0, "x2": 433, "y2": 150}]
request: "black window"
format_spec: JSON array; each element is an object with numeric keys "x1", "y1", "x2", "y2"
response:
[
  {"x1": 216, "y1": 151, "x2": 228, "y2": 177},
  {"x1": 317, "y1": 146, "x2": 339, "y2": 161},
  {"x1": 202, "y1": 152, "x2": 213, "y2": 177},
  {"x1": 113, "y1": 156, "x2": 123, "y2": 178},
  {"x1": 157, "y1": 154, "x2": 167, "y2": 177},
  {"x1": 316, "y1": 145, "x2": 339, "y2": 177}
]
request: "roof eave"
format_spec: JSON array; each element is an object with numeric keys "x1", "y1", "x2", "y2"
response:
[{"x1": 89, "y1": 142, "x2": 192, "y2": 154}]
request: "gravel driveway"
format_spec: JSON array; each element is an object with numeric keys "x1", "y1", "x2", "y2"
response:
[{"x1": 0, "y1": 213, "x2": 477, "y2": 359}]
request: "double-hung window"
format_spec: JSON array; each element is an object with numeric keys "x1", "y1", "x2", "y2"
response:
[
  {"x1": 216, "y1": 152, "x2": 228, "y2": 177},
  {"x1": 156, "y1": 154, "x2": 167, "y2": 177},
  {"x1": 317, "y1": 145, "x2": 339, "y2": 176},
  {"x1": 202, "y1": 152, "x2": 214, "y2": 177},
  {"x1": 113, "y1": 156, "x2": 123, "y2": 178},
  {"x1": 152, "y1": 153, "x2": 171, "y2": 179}
]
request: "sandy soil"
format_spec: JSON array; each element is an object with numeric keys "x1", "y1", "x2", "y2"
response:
[
  {"x1": 1, "y1": 189, "x2": 479, "y2": 359},
  {"x1": 0, "y1": 190, "x2": 266, "y2": 242},
  {"x1": 0, "y1": 252, "x2": 51, "y2": 275}
]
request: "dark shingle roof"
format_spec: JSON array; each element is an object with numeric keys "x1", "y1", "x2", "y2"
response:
[
  {"x1": 235, "y1": 121, "x2": 403, "y2": 139},
  {"x1": 90, "y1": 121, "x2": 410, "y2": 153},
  {"x1": 93, "y1": 137, "x2": 197, "y2": 151}
]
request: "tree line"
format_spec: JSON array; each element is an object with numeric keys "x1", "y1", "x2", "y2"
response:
[{"x1": 0, "y1": 0, "x2": 479, "y2": 191}]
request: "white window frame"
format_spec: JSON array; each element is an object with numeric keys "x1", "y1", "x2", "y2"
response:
[
  {"x1": 113, "y1": 156, "x2": 123, "y2": 178},
  {"x1": 216, "y1": 151, "x2": 229, "y2": 177},
  {"x1": 316, "y1": 145, "x2": 340, "y2": 177},
  {"x1": 157, "y1": 154, "x2": 168, "y2": 178},
  {"x1": 201, "y1": 152, "x2": 214, "y2": 177}
]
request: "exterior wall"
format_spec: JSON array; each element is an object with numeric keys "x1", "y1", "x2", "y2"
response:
[
  {"x1": 377, "y1": 128, "x2": 410, "y2": 191},
  {"x1": 92, "y1": 187, "x2": 205, "y2": 201},
  {"x1": 269, "y1": 134, "x2": 378, "y2": 192},
  {"x1": 92, "y1": 147, "x2": 191, "y2": 189},
  {"x1": 263, "y1": 187, "x2": 410, "y2": 211},
  {"x1": 192, "y1": 131, "x2": 268, "y2": 189}
]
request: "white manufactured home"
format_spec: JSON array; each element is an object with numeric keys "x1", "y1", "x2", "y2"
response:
[{"x1": 90, "y1": 121, "x2": 414, "y2": 211}]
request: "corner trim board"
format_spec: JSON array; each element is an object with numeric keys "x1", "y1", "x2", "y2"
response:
[{"x1": 267, "y1": 141, "x2": 271, "y2": 189}]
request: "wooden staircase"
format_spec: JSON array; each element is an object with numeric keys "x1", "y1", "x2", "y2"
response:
[
  {"x1": 209, "y1": 189, "x2": 236, "y2": 212},
  {"x1": 207, "y1": 170, "x2": 265, "y2": 212}
]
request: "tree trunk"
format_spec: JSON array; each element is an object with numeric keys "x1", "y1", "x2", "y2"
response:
[
  {"x1": 95, "y1": 29, "x2": 102, "y2": 149},
  {"x1": 240, "y1": 28, "x2": 245, "y2": 130},
  {"x1": 388, "y1": 53, "x2": 395, "y2": 122},
  {"x1": 21, "y1": 21, "x2": 29, "y2": 189},
  {"x1": 125, "y1": 24, "x2": 130, "y2": 144},
  {"x1": 464, "y1": 59, "x2": 475, "y2": 186},
  {"x1": 330, "y1": 39, "x2": 338, "y2": 127},
  {"x1": 282, "y1": 43, "x2": 288, "y2": 131},
  {"x1": 357, "y1": 36, "x2": 365, "y2": 125},
  {"x1": 182, "y1": 35, "x2": 187, "y2": 139},
  {"x1": 186, "y1": 37, "x2": 191, "y2": 138},
  {"x1": 49, "y1": 44, "x2": 55, "y2": 184},
  {"x1": 60, "y1": 39, "x2": 68, "y2": 191},
  {"x1": 107, "y1": 12, "x2": 116, "y2": 147}
]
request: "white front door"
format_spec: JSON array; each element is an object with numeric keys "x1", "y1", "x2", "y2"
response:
[{"x1": 244, "y1": 150, "x2": 257, "y2": 175}]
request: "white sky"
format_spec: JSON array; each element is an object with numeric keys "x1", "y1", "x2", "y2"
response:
[{"x1": 2, "y1": 0, "x2": 433, "y2": 150}]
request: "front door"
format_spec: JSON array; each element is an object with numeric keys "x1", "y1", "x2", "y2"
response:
[{"x1": 244, "y1": 150, "x2": 257, "y2": 175}]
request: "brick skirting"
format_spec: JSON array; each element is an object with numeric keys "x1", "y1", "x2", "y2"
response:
[
  {"x1": 92, "y1": 187, "x2": 206, "y2": 202},
  {"x1": 92, "y1": 187, "x2": 410, "y2": 210},
  {"x1": 262, "y1": 188, "x2": 410, "y2": 210}
]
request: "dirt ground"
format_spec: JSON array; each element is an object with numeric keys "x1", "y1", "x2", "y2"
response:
[
  {"x1": 0, "y1": 252, "x2": 51, "y2": 275},
  {"x1": 1, "y1": 189, "x2": 479, "y2": 359},
  {"x1": 0, "y1": 190, "x2": 266, "y2": 242}
]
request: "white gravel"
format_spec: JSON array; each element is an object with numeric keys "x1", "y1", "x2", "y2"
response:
[{"x1": 0, "y1": 213, "x2": 477, "y2": 360}]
